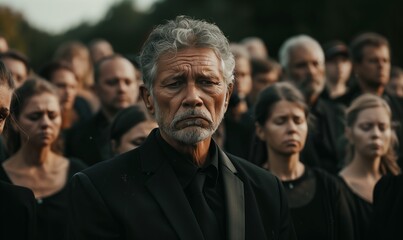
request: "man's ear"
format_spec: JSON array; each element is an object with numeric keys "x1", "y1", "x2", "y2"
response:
[
  {"x1": 140, "y1": 85, "x2": 154, "y2": 115},
  {"x1": 225, "y1": 83, "x2": 234, "y2": 109}
]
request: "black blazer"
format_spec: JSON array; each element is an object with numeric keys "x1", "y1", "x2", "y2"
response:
[
  {"x1": 0, "y1": 180, "x2": 37, "y2": 240},
  {"x1": 65, "y1": 111, "x2": 113, "y2": 166},
  {"x1": 69, "y1": 129, "x2": 295, "y2": 240}
]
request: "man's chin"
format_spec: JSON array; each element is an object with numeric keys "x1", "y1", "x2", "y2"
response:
[{"x1": 170, "y1": 128, "x2": 212, "y2": 145}]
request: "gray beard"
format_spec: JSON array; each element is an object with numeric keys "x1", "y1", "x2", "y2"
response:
[{"x1": 154, "y1": 101, "x2": 225, "y2": 145}]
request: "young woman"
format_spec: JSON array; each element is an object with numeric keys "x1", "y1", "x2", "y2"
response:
[
  {"x1": 0, "y1": 62, "x2": 36, "y2": 240},
  {"x1": 110, "y1": 105, "x2": 157, "y2": 155},
  {"x1": 339, "y1": 93, "x2": 400, "y2": 240},
  {"x1": 254, "y1": 82, "x2": 353, "y2": 240},
  {"x1": 1, "y1": 78, "x2": 87, "y2": 240}
]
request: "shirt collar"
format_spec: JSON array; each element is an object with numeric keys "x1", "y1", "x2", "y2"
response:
[{"x1": 155, "y1": 129, "x2": 219, "y2": 188}]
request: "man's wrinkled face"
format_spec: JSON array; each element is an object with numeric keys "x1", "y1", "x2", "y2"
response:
[
  {"x1": 142, "y1": 48, "x2": 232, "y2": 146},
  {"x1": 287, "y1": 45, "x2": 325, "y2": 98}
]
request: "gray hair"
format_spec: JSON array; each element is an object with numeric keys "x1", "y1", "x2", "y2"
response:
[
  {"x1": 140, "y1": 15, "x2": 235, "y2": 93},
  {"x1": 278, "y1": 35, "x2": 325, "y2": 70}
]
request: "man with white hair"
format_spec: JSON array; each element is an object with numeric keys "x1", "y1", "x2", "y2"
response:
[
  {"x1": 279, "y1": 35, "x2": 344, "y2": 174},
  {"x1": 69, "y1": 16, "x2": 296, "y2": 240},
  {"x1": 279, "y1": 35, "x2": 326, "y2": 106}
]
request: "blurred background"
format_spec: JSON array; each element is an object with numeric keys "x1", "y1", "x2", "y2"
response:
[{"x1": 0, "y1": 0, "x2": 402, "y2": 71}]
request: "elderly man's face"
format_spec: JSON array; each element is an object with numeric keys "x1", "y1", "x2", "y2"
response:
[
  {"x1": 287, "y1": 45, "x2": 325, "y2": 98},
  {"x1": 143, "y1": 48, "x2": 232, "y2": 145}
]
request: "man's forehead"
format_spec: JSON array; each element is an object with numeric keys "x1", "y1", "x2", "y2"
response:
[{"x1": 157, "y1": 48, "x2": 223, "y2": 72}]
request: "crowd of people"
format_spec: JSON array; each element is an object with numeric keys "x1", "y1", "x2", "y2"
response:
[{"x1": 0, "y1": 15, "x2": 402, "y2": 240}]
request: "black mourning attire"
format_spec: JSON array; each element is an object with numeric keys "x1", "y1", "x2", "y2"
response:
[
  {"x1": 371, "y1": 174, "x2": 403, "y2": 240},
  {"x1": 280, "y1": 167, "x2": 354, "y2": 240},
  {"x1": 0, "y1": 158, "x2": 86, "y2": 240},
  {"x1": 157, "y1": 132, "x2": 225, "y2": 240},
  {"x1": 338, "y1": 177, "x2": 372, "y2": 240}
]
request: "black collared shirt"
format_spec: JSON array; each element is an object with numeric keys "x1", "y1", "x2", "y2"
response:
[{"x1": 156, "y1": 130, "x2": 226, "y2": 239}]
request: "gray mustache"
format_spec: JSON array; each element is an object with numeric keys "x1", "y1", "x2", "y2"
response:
[{"x1": 171, "y1": 109, "x2": 213, "y2": 126}]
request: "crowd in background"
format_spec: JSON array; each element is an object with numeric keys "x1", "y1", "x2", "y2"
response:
[{"x1": 0, "y1": 20, "x2": 402, "y2": 239}]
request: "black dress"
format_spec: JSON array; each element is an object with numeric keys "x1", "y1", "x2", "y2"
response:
[
  {"x1": 0, "y1": 158, "x2": 86, "y2": 240},
  {"x1": 281, "y1": 167, "x2": 354, "y2": 240},
  {"x1": 371, "y1": 174, "x2": 403, "y2": 240},
  {"x1": 338, "y1": 177, "x2": 373, "y2": 240}
]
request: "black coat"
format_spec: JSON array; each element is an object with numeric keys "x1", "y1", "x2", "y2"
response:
[
  {"x1": 0, "y1": 180, "x2": 36, "y2": 240},
  {"x1": 68, "y1": 129, "x2": 296, "y2": 240}
]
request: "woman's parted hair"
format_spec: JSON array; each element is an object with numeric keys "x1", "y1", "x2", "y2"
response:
[
  {"x1": 5, "y1": 78, "x2": 61, "y2": 154},
  {"x1": 110, "y1": 104, "x2": 155, "y2": 145},
  {"x1": 254, "y1": 81, "x2": 308, "y2": 126},
  {"x1": 345, "y1": 93, "x2": 400, "y2": 175},
  {"x1": 140, "y1": 15, "x2": 235, "y2": 93}
]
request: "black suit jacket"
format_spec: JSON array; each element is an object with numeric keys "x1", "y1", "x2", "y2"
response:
[
  {"x1": 65, "y1": 111, "x2": 113, "y2": 166},
  {"x1": 0, "y1": 180, "x2": 37, "y2": 240},
  {"x1": 69, "y1": 129, "x2": 295, "y2": 240}
]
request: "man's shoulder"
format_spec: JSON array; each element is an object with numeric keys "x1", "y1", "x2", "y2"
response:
[
  {"x1": 0, "y1": 180, "x2": 35, "y2": 204},
  {"x1": 80, "y1": 149, "x2": 140, "y2": 179},
  {"x1": 226, "y1": 153, "x2": 280, "y2": 187}
]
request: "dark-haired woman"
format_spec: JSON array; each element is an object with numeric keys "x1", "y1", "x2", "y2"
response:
[
  {"x1": 110, "y1": 105, "x2": 157, "y2": 155},
  {"x1": 0, "y1": 62, "x2": 36, "y2": 240},
  {"x1": 253, "y1": 82, "x2": 353, "y2": 240},
  {"x1": 1, "y1": 78, "x2": 86, "y2": 240}
]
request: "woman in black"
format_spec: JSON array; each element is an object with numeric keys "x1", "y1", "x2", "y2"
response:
[
  {"x1": 253, "y1": 82, "x2": 353, "y2": 240},
  {"x1": 0, "y1": 62, "x2": 37, "y2": 240},
  {"x1": 1, "y1": 79, "x2": 86, "y2": 240},
  {"x1": 339, "y1": 93, "x2": 400, "y2": 240}
]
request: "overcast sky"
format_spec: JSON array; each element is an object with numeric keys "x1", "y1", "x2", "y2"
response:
[{"x1": 0, "y1": 0, "x2": 159, "y2": 34}]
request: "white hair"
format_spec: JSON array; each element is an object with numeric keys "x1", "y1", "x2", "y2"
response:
[{"x1": 278, "y1": 35, "x2": 325, "y2": 69}]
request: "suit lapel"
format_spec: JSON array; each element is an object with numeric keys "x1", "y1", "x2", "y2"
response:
[
  {"x1": 219, "y1": 150, "x2": 245, "y2": 240},
  {"x1": 145, "y1": 164, "x2": 204, "y2": 240}
]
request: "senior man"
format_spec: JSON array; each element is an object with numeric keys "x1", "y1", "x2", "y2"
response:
[{"x1": 69, "y1": 16, "x2": 295, "y2": 240}]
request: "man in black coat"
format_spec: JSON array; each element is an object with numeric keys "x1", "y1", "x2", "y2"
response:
[
  {"x1": 65, "y1": 54, "x2": 139, "y2": 166},
  {"x1": 69, "y1": 16, "x2": 295, "y2": 240}
]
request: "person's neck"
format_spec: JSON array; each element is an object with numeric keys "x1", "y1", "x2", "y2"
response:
[
  {"x1": 327, "y1": 81, "x2": 347, "y2": 98},
  {"x1": 342, "y1": 154, "x2": 382, "y2": 180},
  {"x1": 100, "y1": 107, "x2": 116, "y2": 123},
  {"x1": 161, "y1": 131, "x2": 211, "y2": 167},
  {"x1": 18, "y1": 144, "x2": 54, "y2": 167},
  {"x1": 358, "y1": 80, "x2": 384, "y2": 96},
  {"x1": 267, "y1": 151, "x2": 305, "y2": 181},
  {"x1": 307, "y1": 93, "x2": 319, "y2": 107}
]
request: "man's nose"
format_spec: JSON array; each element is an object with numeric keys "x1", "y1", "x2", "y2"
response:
[{"x1": 182, "y1": 83, "x2": 203, "y2": 108}]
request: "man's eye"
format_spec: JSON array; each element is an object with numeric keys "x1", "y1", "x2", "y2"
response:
[
  {"x1": 0, "y1": 108, "x2": 9, "y2": 121},
  {"x1": 166, "y1": 81, "x2": 182, "y2": 88}
]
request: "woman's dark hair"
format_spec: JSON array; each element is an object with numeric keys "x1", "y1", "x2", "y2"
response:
[
  {"x1": 250, "y1": 82, "x2": 308, "y2": 166},
  {"x1": 254, "y1": 81, "x2": 308, "y2": 126},
  {"x1": 110, "y1": 105, "x2": 154, "y2": 146},
  {"x1": 38, "y1": 60, "x2": 78, "y2": 82},
  {"x1": 5, "y1": 78, "x2": 61, "y2": 154},
  {"x1": 0, "y1": 61, "x2": 15, "y2": 89}
]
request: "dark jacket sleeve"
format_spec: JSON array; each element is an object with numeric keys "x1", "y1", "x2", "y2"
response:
[
  {"x1": 68, "y1": 172, "x2": 121, "y2": 240},
  {"x1": 0, "y1": 181, "x2": 37, "y2": 240}
]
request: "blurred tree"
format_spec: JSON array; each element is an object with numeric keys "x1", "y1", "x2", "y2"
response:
[{"x1": 1, "y1": 0, "x2": 403, "y2": 71}]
